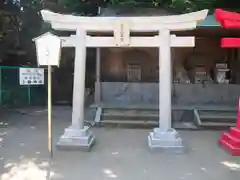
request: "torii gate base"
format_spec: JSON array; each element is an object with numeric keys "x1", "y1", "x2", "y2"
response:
[
  {"x1": 57, "y1": 126, "x2": 95, "y2": 151},
  {"x1": 148, "y1": 128, "x2": 184, "y2": 153},
  {"x1": 215, "y1": 9, "x2": 240, "y2": 156}
]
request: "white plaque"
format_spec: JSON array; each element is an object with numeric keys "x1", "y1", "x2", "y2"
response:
[
  {"x1": 33, "y1": 32, "x2": 61, "y2": 66},
  {"x1": 19, "y1": 68, "x2": 44, "y2": 85},
  {"x1": 114, "y1": 21, "x2": 130, "y2": 47}
]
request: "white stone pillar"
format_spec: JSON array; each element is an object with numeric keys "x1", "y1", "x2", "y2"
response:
[
  {"x1": 148, "y1": 29, "x2": 184, "y2": 153},
  {"x1": 71, "y1": 29, "x2": 87, "y2": 129},
  {"x1": 159, "y1": 29, "x2": 172, "y2": 131},
  {"x1": 94, "y1": 48, "x2": 101, "y2": 103},
  {"x1": 57, "y1": 29, "x2": 95, "y2": 151}
]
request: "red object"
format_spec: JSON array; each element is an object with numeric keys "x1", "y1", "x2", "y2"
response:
[
  {"x1": 221, "y1": 38, "x2": 240, "y2": 48},
  {"x1": 219, "y1": 99, "x2": 240, "y2": 156},
  {"x1": 215, "y1": 9, "x2": 240, "y2": 156},
  {"x1": 215, "y1": 9, "x2": 240, "y2": 23},
  {"x1": 221, "y1": 20, "x2": 240, "y2": 29},
  {"x1": 215, "y1": 9, "x2": 240, "y2": 28},
  {"x1": 215, "y1": 9, "x2": 240, "y2": 49}
]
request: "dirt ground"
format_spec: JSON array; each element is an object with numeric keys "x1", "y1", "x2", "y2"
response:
[{"x1": 0, "y1": 106, "x2": 240, "y2": 180}]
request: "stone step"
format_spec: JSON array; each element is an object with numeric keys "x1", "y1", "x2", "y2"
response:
[
  {"x1": 200, "y1": 114, "x2": 236, "y2": 120},
  {"x1": 99, "y1": 120, "x2": 197, "y2": 129},
  {"x1": 102, "y1": 109, "x2": 159, "y2": 120},
  {"x1": 199, "y1": 114, "x2": 237, "y2": 122},
  {"x1": 103, "y1": 109, "x2": 155, "y2": 113},
  {"x1": 199, "y1": 121, "x2": 235, "y2": 127},
  {"x1": 103, "y1": 112, "x2": 158, "y2": 119},
  {"x1": 101, "y1": 119, "x2": 158, "y2": 125},
  {"x1": 195, "y1": 110, "x2": 237, "y2": 127}
]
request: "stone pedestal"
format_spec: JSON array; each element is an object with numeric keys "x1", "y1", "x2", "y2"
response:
[
  {"x1": 57, "y1": 126, "x2": 95, "y2": 151},
  {"x1": 148, "y1": 128, "x2": 184, "y2": 153}
]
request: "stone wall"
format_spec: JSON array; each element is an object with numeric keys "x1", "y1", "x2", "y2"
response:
[
  {"x1": 101, "y1": 82, "x2": 158, "y2": 104},
  {"x1": 100, "y1": 82, "x2": 240, "y2": 106}
]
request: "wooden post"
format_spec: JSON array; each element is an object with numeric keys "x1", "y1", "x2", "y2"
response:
[{"x1": 48, "y1": 65, "x2": 53, "y2": 157}]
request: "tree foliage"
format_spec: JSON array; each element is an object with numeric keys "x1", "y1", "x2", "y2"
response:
[
  {"x1": 0, "y1": 0, "x2": 240, "y2": 64},
  {"x1": 59, "y1": 0, "x2": 240, "y2": 14},
  {"x1": 0, "y1": 0, "x2": 44, "y2": 64}
]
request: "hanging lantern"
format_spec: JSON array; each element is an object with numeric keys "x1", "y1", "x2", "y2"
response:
[{"x1": 33, "y1": 32, "x2": 61, "y2": 66}]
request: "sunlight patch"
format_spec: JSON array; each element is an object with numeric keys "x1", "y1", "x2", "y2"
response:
[
  {"x1": 1, "y1": 161, "x2": 56, "y2": 180},
  {"x1": 221, "y1": 161, "x2": 240, "y2": 171},
  {"x1": 111, "y1": 152, "x2": 119, "y2": 155},
  {"x1": 103, "y1": 169, "x2": 112, "y2": 174},
  {"x1": 103, "y1": 168, "x2": 118, "y2": 178}
]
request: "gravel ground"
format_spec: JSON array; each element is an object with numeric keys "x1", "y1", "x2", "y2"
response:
[{"x1": 0, "y1": 106, "x2": 240, "y2": 180}]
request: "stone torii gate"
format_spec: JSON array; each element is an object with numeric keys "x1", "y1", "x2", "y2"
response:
[{"x1": 41, "y1": 10, "x2": 208, "y2": 151}]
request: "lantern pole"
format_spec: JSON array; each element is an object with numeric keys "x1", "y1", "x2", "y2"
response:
[
  {"x1": 48, "y1": 64, "x2": 53, "y2": 158},
  {"x1": 46, "y1": 47, "x2": 53, "y2": 158},
  {"x1": 33, "y1": 32, "x2": 61, "y2": 158}
]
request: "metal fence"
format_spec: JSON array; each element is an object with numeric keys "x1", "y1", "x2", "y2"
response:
[{"x1": 0, "y1": 66, "x2": 47, "y2": 107}]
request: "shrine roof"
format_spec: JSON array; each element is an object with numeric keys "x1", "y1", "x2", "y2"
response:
[
  {"x1": 198, "y1": 15, "x2": 220, "y2": 27},
  {"x1": 99, "y1": 8, "x2": 220, "y2": 28}
]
